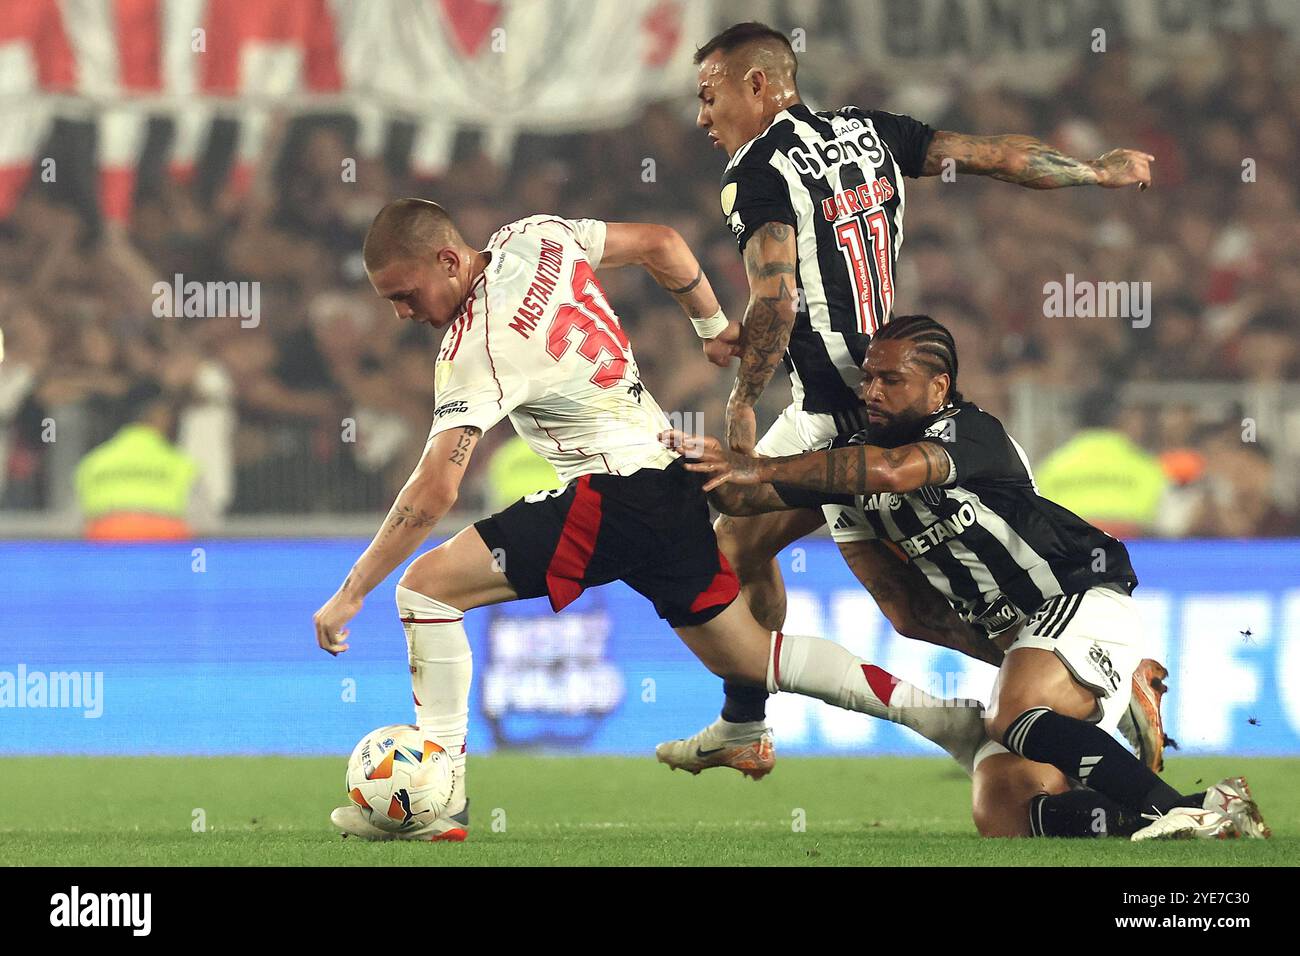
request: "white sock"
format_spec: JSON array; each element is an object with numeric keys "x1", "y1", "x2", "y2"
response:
[
  {"x1": 765, "y1": 631, "x2": 891, "y2": 717},
  {"x1": 396, "y1": 584, "x2": 471, "y2": 810},
  {"x1": 765, "y1": 632, "x2": 986, "y2": 773}
]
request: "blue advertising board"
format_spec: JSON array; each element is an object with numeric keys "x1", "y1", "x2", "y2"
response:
[{"x1": 1, "y1": 539, "x2": 1297, "y2": 756}]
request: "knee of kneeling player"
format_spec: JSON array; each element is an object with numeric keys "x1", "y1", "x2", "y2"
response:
[
  {"x1": 971, "y1": 798, "x2": 1020, "y2": 838},
  {"x1": 971, "y1": 758, "x2": 1038, "y2": 838}
]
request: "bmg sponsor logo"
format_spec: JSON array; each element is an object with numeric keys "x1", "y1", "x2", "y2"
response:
[{"x1": 787, "y1": 122, "x2": 886, "y2": 179}]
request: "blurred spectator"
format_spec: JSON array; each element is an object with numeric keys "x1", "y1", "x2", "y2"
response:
[
  {"x1": 74, "y1": 381, "x2": 201, "y2": 540},
  {"x1": 1185, "y1": 424, "x2": 1300, "y2": 538},
  {"x1": 1034, "y1": 391, "x2": 1169, "y2": 539}
]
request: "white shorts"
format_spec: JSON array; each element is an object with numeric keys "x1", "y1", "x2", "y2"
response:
[
  {"x1": 1010, "y1": 584, "x2": 1146, "y2": 735},
  {"x1": 754, "y1": 403, "x2": 869, "y2": 542},
  {"x1": 972, "y1": 584, "x2": 1147, "y2": 772}
]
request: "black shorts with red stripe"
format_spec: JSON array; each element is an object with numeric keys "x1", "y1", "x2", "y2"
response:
[{"x1": 474, "y1": 458, "x2": 739, "y2": 628}]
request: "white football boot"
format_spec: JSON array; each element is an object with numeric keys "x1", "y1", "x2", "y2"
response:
[
  {"x1": 331, "y1": 799, "x2": 469, "y2": 842},
  {"x1": 1203, "y1": 777, "x2": 1271, "y2": 839},
  {"x1": 655, "y1": 718, "x2": 775, "y2": 780},
  {"x1": 333, "y1": 760, "x2": 469, "y2": 842},
  {"x1": 1130, "y1": 806, "x2": 1237, "y2": 842}
]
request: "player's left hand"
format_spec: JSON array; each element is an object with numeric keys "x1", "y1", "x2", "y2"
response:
[
  {"x1": 659, "y1": 430, "x2": 764, "y2": 491},
  {"x1": 314, "y1": 590, "x2": 363, "y2": 656},
  {"x1": 1092, "y1": 148, "x2": 1154, "y2": 190}
]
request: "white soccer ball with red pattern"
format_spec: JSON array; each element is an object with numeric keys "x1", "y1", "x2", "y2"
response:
[{"x1": 344, "y1": 725, "x2": 455, "y2": 833}]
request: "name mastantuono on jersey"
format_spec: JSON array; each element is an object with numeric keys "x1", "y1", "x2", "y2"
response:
[
  {"x1": 428, "y1": 216, "x2": 676, "y2": 484},
  {"x1": 722, "y1": 103, "x2": 934, "y2": 420},
  {"x1": 773, "y1": 402, "x2": 1138, "y2": 636}
]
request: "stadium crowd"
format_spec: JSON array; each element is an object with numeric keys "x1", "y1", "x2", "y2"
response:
[{"x1": 0, "y1": 31, "x2": 1296, "y2": 537}]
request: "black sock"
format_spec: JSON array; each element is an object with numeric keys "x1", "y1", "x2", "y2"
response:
[
  {"x1": 720, "y1": 681, "x2": 768, "y2": 723},
  {"x1": 1004, "y1": 707, "x2": 1187, "y2": 815},
  {"x1": 1029, "y1": 790, "x2": 1150, "y2": 838}
]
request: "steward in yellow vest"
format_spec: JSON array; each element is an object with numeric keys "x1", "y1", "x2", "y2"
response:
[{"x1": 75, "y1": 383, "x2": 198, "y2": 540}]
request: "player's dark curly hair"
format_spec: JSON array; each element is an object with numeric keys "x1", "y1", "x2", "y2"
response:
[{"x1": 873, "y1": 314, "x2": 963, "y2": 404}]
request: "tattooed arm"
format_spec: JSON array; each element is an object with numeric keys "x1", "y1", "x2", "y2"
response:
[
  {"x1": 313, "y1": 425, "x2": 481, "y2": 655},
  {"x1": 839, "y1": 540, "x2": 1003, "y2": 667},
  {"x1": 921, "y1": 130, "x2": 1153, "y2": 190},
  {"x1": 752, "y1": 441, "x2": 952, "y2": 495},
  {"x1": 664, "y1": 431, "x2": 952, "y2": 496},
  {"x1": 728, "y1": 221, "x2": 799, "y2": 452}
]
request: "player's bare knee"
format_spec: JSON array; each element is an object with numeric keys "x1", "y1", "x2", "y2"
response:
[
  {"x1": 971, "y1": 783, "x2": 1029, "y2": 839},
  {"x1": 971, "y1": 796, "x2": 1009, "y2": 838},
  {"x1": 972, "y1": 755, "x2": 1046, "y2": 838},
  {"x1": 398, "y1": 549, "x2": 444, "y2": 594}
]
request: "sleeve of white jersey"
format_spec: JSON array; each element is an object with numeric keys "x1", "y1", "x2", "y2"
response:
[
  {"x1": 566, "y1": 218, "x2": 607, "y2": 268},
  {"x1": 427, "y1": 327, "x2": 529, "y2": 442}
]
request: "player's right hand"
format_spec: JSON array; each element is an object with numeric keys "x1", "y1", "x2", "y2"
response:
[
  {"x1": 725, "y1": 400, "x2": 757, "y2": 454},
  {"x1": 314, "y1": 590, "x2": 363, "y2": 656},
  {"x1": 702, "y1": 321, "x2": 743, "y2": 367},
  {"x1": 659, "y1": 430, "x2": 763, "y2": 492}
]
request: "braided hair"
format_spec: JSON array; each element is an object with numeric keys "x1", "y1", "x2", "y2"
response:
[{"x1": 871, "y1": 314, "x2": 963, "y2": 404}]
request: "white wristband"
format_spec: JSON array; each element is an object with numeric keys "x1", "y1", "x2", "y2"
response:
[{"x1": 690, "y1": 309, "x2": 729, "y2": 340}]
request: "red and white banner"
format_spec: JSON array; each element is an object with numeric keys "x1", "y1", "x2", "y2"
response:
[
  {"x1": 0, "y1": 0, "x2": 712, "y2": 220},
  {"x1": 0, "y1": 0, "x2": 75, "y2": 216}
]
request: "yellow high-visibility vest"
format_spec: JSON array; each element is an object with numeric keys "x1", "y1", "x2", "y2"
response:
[
  {"x1": 75, "y1": 424, "x2": 198, "y2": 519},
  {"x1": 1035, "y1": 429, "x2": 1167, "y2": 526},
  {"x1": 487, "y1": 436, "x2": 562, "y2": 509}
]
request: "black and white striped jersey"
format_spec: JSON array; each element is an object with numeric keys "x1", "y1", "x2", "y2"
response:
[
  {"x1": 721, "y1": 103, "x2": 934, "y2": 414},
  {"x1": 772, "y1": 402, "x2": 1138, "y2": 633}
]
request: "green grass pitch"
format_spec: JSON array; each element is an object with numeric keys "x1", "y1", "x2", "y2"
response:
[{"x1": 2, "y1": 755, "x2": 1297, "y2": 866}]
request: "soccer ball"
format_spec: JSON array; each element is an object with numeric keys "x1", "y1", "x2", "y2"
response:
[{"x1": 345, "y1": 724, "x2": 456, "y2": 833}]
